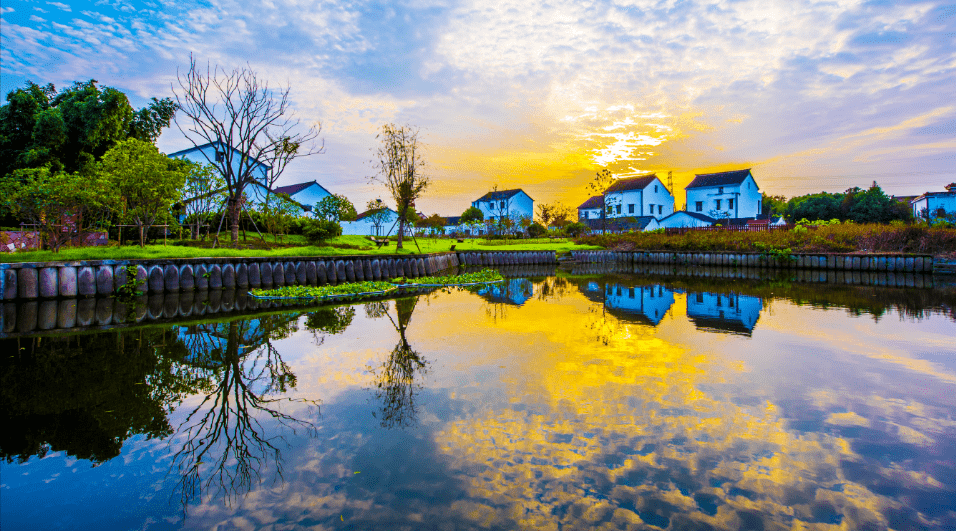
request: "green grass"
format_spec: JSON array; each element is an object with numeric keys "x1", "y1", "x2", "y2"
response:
[{"x1": 0, "y1": 234, "x2": 600, "y2": 263}]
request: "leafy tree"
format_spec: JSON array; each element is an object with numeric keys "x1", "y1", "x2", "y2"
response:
[
  {"x1": 302, "y1": 218, "x2": 342, "y2": 245},
  {"x1": 564, "y1": 221, "x2": 590, "y2": 237},
  {"x1": 588, "y1": 169, "x2": 618, "y2": 233},
  {"x1": 259, "y1": 192, "x2": 300, "y2": 242},
  {"x1": 0, "y1": 80, "x2": 175, "y2": 177},
  {"x1": 364, "y1": 199, "x2": 393, "y2": 237},
  {"x1": 314, "y1": 194, "x2": 357, "y2": 223},
  {"x1": 527, "y1": 221, "x2": 546, "y2": 238},
  {"x1": 174, "y1": 57, "x2": 322, "y2": 246},
  {"x1": 0, "y1": 167, "x2": 113, "y2": 252},
  {"x1": 419, "y1": 214, "x2": 446, "y2": 236},
  {"x1": 370, "y1": 123, "x2": 428, "y2": 250},
  {"x1": 537, "y1": 202, "x2": 572, "y2": 227},
  {"x1": 786, "y1": 192, "x2": 843, "y2": 222},
  {"x1": 460, "y1": 206, "x2": 484, "y2": 224},
  {"x1": 762, "y1": 194, "x2": 787, "y2": 218},
  {"x1": 179, "y1": 161, "x2": 225, "y2": 240},
  {"x1": 99, "y1": 138, "x2": 189, "y2": 247},
  {"x1": 844, "y1": 184, "x2": 908, "y2": 224}
]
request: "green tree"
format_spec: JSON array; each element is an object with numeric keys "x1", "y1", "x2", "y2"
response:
[
  {"x1": 370, "y1": 124, "x2": 429, "y2": 250},
  {"x1": 302, "y1": 218, "x2": 342, "y2": 245},
  {"x1": 99, "y1": 138, "x2": 189, "y2": 247},
  {"x1": 588, "y1": 169, "x2": 617, "y2": 233},
  {"x1": 259, "y1": 192, "x2": 300, "y2": 242},
  {"x1": 179, "y1": 161, "x2": 225, "y2": 240},
  {"x1": 786, "y1": 192, "x2": 843, "y2": 222},
  {"x1": 527, "y1": 221, "x2": 546, "y2": 238},
  {"x1": 419, "y1": 213, "x2": 446, "y2": 236},
  {"x1": 314, "y1": 194, "x2": 357, "y2": 223},
  {"x1": 0, "y1": 167, "x2": 113, "y2": 252},
  {"x1": 0, "y1": 80, "x2": 175, "y2": 177},
  {"x1": 460, "y1": 206, "x2": 484, "y2": 224},
  {"x1": 364, "y1": 199, "x2": 393, "y2": 237},
  {"x1": 762, "y1": 194, "x2": 788, "y2": 218}
]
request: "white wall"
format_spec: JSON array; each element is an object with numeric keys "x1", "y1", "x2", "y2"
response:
[
  {"x1": 472, "y1": 191, "x2": 533, "y2": 222},
  {"x1": 605, "y1": 283, "x2": 675, "y2": 325},
  {"x1": 341, "y1": 209, "x2": 399, "y2": 236},
  {"x1": 605, "y1": 177, "x2": 674, "y2": 219},
  {"x1": 913, "y1": 194, "x2": 956, "y2": 219},
  {"x1": 686, "y1": 175, "x2": 762, "y2": 219},
  {"x1": 658, "y1": 212, "x2": 713, "y2": 229}
]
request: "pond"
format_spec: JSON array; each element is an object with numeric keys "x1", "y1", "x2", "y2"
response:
[{"x1": 2, "y1": 267, "x2": 956, "y2": 530}]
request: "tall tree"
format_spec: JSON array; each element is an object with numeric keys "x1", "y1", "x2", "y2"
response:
[
  {"x1": 173, "y1": 57, "x2": 322, "y2": 245},
  {"x1": 314, "y1": 194, "x2": 357, "y2": 223},
  {"x1": 370, "y1": 124, "x2": 428, "y2": 250},
  {"x1": 179, "y1": 161, "x2": 225, "y2": 240},
  {"x1": 588, "y1": 169, "x2": 617, "y2": 233},
  {"x1": 0, "y1": 80, "x2": 175, "y2": 177},
  {"x1": 99, "y1": 138, "x2": 189, "y2": 247}
]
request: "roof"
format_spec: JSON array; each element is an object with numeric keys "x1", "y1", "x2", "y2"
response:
[
  {"x1": 354, "y1": 208, "x2": 396, "y2": 221},
  {"x1": 167, "y1": 141, "x2": 271, "y2": 170},
  {"x1": 603, "y1": 173, "x2": 659, "y2": 194},
  {"x1": 686, "y1": 169, "x2": 753, "y2": 189},
  {"x1": 689, "y1": 316, "x2": 754, "y2": 336},
  {"x1": 578, "y1": 196, "x2": 604, "y2": 210},
  {"x1": 660, "y1": 211, "x2": 716, "y2": 224},
  {"x1": 912, "y1": 190, "x2": 956, "y2": 202},
  {"x1": 474, "y1": 189, "x2": 530, "y2": 202},
  {"x1": 443, "y1": 216, "x2": 462, "y2": 226},
  {"x1": 273, "y1": 180, "x2": 330, "y2": 197}
]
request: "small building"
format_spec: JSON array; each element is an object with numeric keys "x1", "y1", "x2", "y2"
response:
[
  {"x1": 577, "y1": 196, "x2": 604, "y2": 221},
  {"x1": 603, "y1": 173, "x2": 674, "y2": 220},
  {"x1": 168, "y1": 141, "x2": 271, "y2": 185},
  {"x1": 657, "y1": 211, "x2": 715, "y2": 229},
  {"x1": 341, "y1": 208, "x2": 410, "y2": 237},
  {"x1": 604, "y1": 283, "x2": 675, "y2": 326},
  {"x1": 471, "y1": 189, "x2": 534, "y2": 225},
  {"x1": 685, "y1": 169, "x2": 762, "y2": 219},
  {"x1": 911, "y1": 184, "x2": 956, "y2": 220},
  {"x1": 268, "y1": 181, "x2": 333, "y2": 216}
]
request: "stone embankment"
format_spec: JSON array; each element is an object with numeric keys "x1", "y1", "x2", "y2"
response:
[
  {"x1": 1, "y1": 251, "x2": 557, "y2": 300},
  {"x1": 571, "y1": 250, "x2": 942, "y2": 273}
]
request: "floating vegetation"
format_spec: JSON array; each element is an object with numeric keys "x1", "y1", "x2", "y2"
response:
[{"x1": 249, "y1": 269, "x2": 504, "y2": 301}]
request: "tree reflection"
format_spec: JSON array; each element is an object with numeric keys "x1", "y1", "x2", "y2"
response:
[
  {"x1": 369, "y1": 297, "x2": 429, "y2": 429},
  {"x1": 304, "y1": 305, "x2": 355, "y2": 346},
  {"x1": 170, "y1": 314, "x2": 318, "y2": 510},
  {"x1": 0, "y1": 328, "x2": 201, "y2": 465}
]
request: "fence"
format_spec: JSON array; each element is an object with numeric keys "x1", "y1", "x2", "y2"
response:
[{"x1": 664, "y1": 224, "x2": 793, "y2": 236}]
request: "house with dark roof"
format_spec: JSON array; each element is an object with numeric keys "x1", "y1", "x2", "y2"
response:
[
  {"x1": 268, "y1": 180, "x2": 332, "y2": 215},
  {"x1": 685, "y1": 168, "x2": 762, "y2": 219},
  {"x1": 577, "y1": 195, "x2": 604, "y2": 221},
  {"x1": 471, "y1": 189, "x2": 534, "y2": 226},
  {"x1": 580, "y1": 216, "x2": 660, "y2": 233},
  {"x1": 910, "y1": 183, "x2": 956, "y2": 220},
  {"x1": 603, "y1": 173, "x2": 674, "y2": 220},
  {"x1": 604, "y1": 283, "x2": 676, "y2": 326},
  {"x1": 686, "y1": 291, "x2": 763, "y2": 336}
]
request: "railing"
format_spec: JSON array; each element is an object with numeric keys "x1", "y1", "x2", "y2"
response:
[{"x1": 664, "y1": 224, "x2": 793, "y2": 235}]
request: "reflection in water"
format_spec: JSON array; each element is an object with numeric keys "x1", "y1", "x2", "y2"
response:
[
  {"x1": 367, "y1": 297, "x2": 429, "y2": 429},
  {"x1": 687, "y1": 291, "x2": 763, "y2": 336},
  {"x1": 605, "y1": 282, "x2": 676, "y2": 326},
  {"x1": 170, "y1": 315, "x2": 318, "y2": 509}
]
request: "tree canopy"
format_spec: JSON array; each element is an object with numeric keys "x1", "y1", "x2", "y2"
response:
[{"x1": 0, "y1": 80, "x2": 176, "y2": 177}]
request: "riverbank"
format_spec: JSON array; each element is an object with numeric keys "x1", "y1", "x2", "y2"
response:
[
  {"x1": 577, "y1": 223, "x2": 956, "y2": 257},
  {"x1": 0, "y1": 235, "x2": 599, "y2": 263}
]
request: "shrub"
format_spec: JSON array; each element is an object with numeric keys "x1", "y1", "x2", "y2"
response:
[
  {"x1": 302, "y1": 219, "x2": 342, "y2": 245},
  {"x1": 564, "y1": 222, "x2": 589, "y2": 237},
  {"x1": 527, "y1": 222, "x2": 546, "y2": 238}
]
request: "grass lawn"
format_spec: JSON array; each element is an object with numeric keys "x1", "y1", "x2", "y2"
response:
[{"x1": 0, "y1": 235, "x2": 602, "y2": 263}]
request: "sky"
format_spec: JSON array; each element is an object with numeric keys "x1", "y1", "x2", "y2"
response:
[{"x1": 2, "y1": 0, "x2": 955, "y2": 216}]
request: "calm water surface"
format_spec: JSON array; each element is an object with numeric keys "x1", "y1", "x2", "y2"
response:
[{"x1": 2, "y1": 270, "x2": 956, "y2": 530}]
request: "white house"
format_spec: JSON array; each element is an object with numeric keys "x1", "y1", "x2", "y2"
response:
[
  {"x1": 581, "y1": 216, "x2": 661, "y2": 233},
  {"x1": 604, "y1": 283, "x2": 675, "y2": 326},
  {"x1": 471, "y1": 189, "x2": 534, "y2": 226},
  {"x1": 603, "y1": 173, "x2": 675, "y2": 220},
  {"x1": 686, "y1": 291, "x2": 763, "y2": 336},
  {"x1": 341, "y1": 208, "x2": 413, "y2": 237},
  {"x1": 168, "y1": 141, "x2": 270, "y2": 188},
  {"x1": 911, "y1": 184, "x2": 956, "y2": 220},
  {"x1": 577, "y1": 196, "x2": 604, "y2": 221},
  {"x1": 685, "y1": 169, "x2": 762, "y2": 219},
  {"x1": 272, "y1": 181, "x2": 333, "y2": 216},
  {"x1": 657, "y1": 211, "x2": 716, "y2": 229}
]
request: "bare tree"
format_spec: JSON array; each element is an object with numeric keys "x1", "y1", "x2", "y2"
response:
[
  {"x1": 370, "y1": 124, "x2": 428, "y2": 250},
  {"x1": 589, "y1": 169, "x2": 618, "y2": 234},
  {"x1": 173, "y1": 56, "x2": 322, "y2": 245}
]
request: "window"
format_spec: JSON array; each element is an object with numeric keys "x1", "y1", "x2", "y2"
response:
[
  {"x1": 715, "y1": 199, "x2": 722, "y2": 209},
  {"x1": 728, "y1": 199, "x2": 734, "y2": 209},
  {"x1": 215, "y1": 150, "x2": 224, "y2": 162},
  {"x1": 654, "y1": 185, "x2": 658, "y2": 193},
  {"x1": 583, "y1": 211, "x2": 589, "y2": 219},
  {"x1": 696, "y1": 293, "x2": 704, "y2": 303},
  {"x1": 718, "y1": 186, "x2": 723, "y2": 194},
  {"x1": 658, "y1": 205, "x2": 663, "y2": 215},
  {"x1": 648, "y1": 204, "x2": 653, "y2": 214},
  {"x1": 629, "y1": 287, "x2": 635, "y2": 299},
  {"x1": 628, "y1": 204, "x2": 635, "y2": 214},
  {"x1": 617, "y1": 287, "x2": 622, "y2": 296},
  {"x1": 500, "y1": 201, "x2": 506, "y2": 209},
  {"x1": 695, "y1": 201, "x2": 703, "y2": 212},
  {"x1": 615, "y1": 204, "x2": 622, "y2": 214}
]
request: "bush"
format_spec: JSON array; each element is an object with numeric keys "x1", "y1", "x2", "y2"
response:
[
  {"x1": 302, "y1": 219, "x2": 342, "y2": 245},
  {"x1": 527, "y1": 222, "x2": 546, "y2": 238},
  {"x1": 564, "y1": 222, "x2": 589, "y2": 237}
]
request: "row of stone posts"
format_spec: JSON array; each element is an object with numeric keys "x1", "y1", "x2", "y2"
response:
[
  {"x1": 457, "y1": 251, "x2": 556, "y2": 267},
  {"x1": 570, "y1": 250, "x2": 936, "y2": 273}
]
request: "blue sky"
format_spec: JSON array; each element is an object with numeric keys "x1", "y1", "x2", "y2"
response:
[{"x1": 2, "y1": 0, "x2": 955, "y2": 213}]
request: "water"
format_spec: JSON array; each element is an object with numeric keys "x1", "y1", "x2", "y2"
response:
[{"x1": 2, "y1": 268, "x2": 955, "y2": 530}]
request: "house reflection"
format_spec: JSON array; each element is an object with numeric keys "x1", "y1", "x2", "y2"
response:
[
  {"x1": 475, "y1": 278, "x2": 535, "y2": 306},
  {"x1": 686, "y1": 291, "x2": 763, "y2": 336},
  {"x1": 604, "y1": 283, "x2": 675, "y2": 326}
]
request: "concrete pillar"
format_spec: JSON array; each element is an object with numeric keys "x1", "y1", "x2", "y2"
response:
[
  {"x1": 222, "y1": 264, "x2": 236, "y2": 289},
  {"x1": 18, "y1": 301, "x2": 38, "y2": 332},
  {"x1": 2, "y1": 269, "x2": 16, "y2": 300},
  {"x1": 164, "y1": 264, "x2": 180, "y2": 291},
  {"x1": 258, "y1": 262, "x2": 272, "y2": 287},
  {"x1": 237, "y1": 263, "x2": 249, "y2": 289},
  {"x1": 57, "y1": 299, "x2": 76, "y2": 329},
  {"x1": 18, "y1": 268, "x2": 39, "y2": 299},
  {"x1": 305, "y1": 261, "x2": 316, "y2": 285},
  {"x1": 37, "y1": 300, "x2": 57, "y2": 330},
  {"x1": 208, "y1": 264, "x2": 222, "y2": 289},
  {"x1": 370, "y1": 260, "x2": 381, "y2": 281},
  {"x1": 336, "y1": 261, "x2": 346, "y2": 283},
  {"x1": 904, "y1": 257, "x2": 914, "y2": 272},
  {"x1": 76, "y1": 266, "x2": 96, "y2": 296},
  {"x1": 195, "y1": 263, "x2": 210, "y2": 290},
  {"x1": 76, "y1": 299, "x2": 95, "y2": 326},
  {"x1": 96, "y1": 266, "x2": 114, "y2": 295},
  {"x1": 96, "y1": 298, "x2": 114, "y2": 325},
  {"x1": 39, "y1": 267, "x2": 58, "y2": 298},
  {"x1": 248, "y1": 263, "x2": 260, "y2": 288},
  {"x1": 345, "y1": 260, "x2": 356, "y2": 282},
  {"x1": 284, "y1": 262, "x2": 296, "y2": 285},
  {"x1": 317, "y1": 261, "x2": 328, "y2": 284},
  {"x1": 163, "y1": 293, "x2": 180, "y2": 319}
]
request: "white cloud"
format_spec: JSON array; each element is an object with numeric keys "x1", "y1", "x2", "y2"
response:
[{"x1": 47, "y1": 2, "x2": 71, "y2": 12}]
